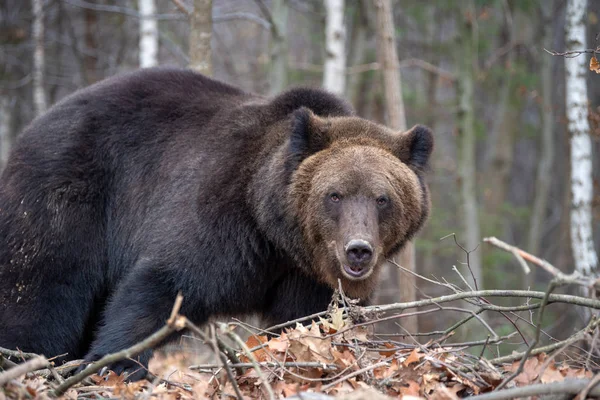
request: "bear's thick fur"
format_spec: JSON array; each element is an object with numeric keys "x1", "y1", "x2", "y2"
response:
[{"x1": 0, "y1": 68, "x2": 432, "y2": 378}]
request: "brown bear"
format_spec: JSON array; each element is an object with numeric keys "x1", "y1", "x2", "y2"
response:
[{"x1": 0, "y1": 67, "x2": 432, "y2": 379}]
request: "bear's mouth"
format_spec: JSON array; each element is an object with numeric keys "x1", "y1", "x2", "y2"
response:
[{"x1": 342, "y1": 264, "x2": 371, "y2": 279}]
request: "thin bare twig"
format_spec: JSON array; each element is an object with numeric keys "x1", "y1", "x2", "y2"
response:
[
  {"x1": 321, "y1": 361, "x2": 388, "y2": 391},
  {"x1": 0, "y1": 355, "x2": 49, "y2": 386},
  {"x1": 544, "y1": 47, "x2": 600, "y2": 58},
  {"x1": 484, "y1": 236, "x2": 565, "y2": 277}
]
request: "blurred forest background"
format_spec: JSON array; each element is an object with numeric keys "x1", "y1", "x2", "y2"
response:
[{"x1": 1, "y1": 0, "x2": 599, "y2": 348}]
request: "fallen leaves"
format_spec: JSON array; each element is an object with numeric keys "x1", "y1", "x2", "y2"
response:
[{"x1": 1, "y1": 317, "x2": 598, "y2": 399}]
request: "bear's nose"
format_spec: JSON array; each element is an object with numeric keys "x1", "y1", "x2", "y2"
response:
[{"x1": 345, "y1": 239, "x2": 373, "y2": 265}]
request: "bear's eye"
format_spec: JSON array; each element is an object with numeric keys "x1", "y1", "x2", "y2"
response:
[
  {"x1": 376, "y1": 196, "x2": 389, "y2": 207},
  {"x1": 329, "y1": 193, "x2": 341, "y2": 203}
]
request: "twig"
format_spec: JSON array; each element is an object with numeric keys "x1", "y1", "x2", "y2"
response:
[
  {"x1": 577, "y1": 372, "x2": 600, "y2": 400},
  {"x1": 0, "y1": 346, "x2": 39, "y2": 361},
  {"x1": 219, "y1": 324, "x2": 275, "y2": 400},
  {"x1": 496, "y1": 279, "x2": 559, "y2": 390},
  {"x1": 544, "y1": 47, "x2": 600, "y2": 58},
  {"x1": 209, "y1": 325, "x2": 243, "y2": 400},
  {"x1": 170, "y1": 0, "x2": 191, "y2": 15},
  {"x1": 469, "y1": 378, "x2": 600, "y2": 400},
  {"x1": 190, "y1": 362, "x2": 338, "y2": 371},
  {"x1": 321, "y1": 361, "x2": 387, "y2": 391},
  {"x1": 488, "y1": 311, "x2": 600, "y2": 365},
  {"x1": 183, "y1": 320, "x2": 243, "y2": 369},
  {"x1": 368, "y1": 290, "x2": 600, "y2": 313},
  {"x1": 0, "y1": 355, "x2": 49, "y2": 386},
  {"x1": 52, "y1": 294, "x2": 186, "y2": 397},
  {"x1": 484, "y1": 237, "x2": 565, "y2": 277},
  {"x1": 32, "y1": 360, "x2": 82, "y2": 379}
]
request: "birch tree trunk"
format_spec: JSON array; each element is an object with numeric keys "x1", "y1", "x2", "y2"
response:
[
  {"x1": 32, "y1": 0, "x2": 47, "y2": 116},
  {"x1": 375, "y1": 0, "x2": 417, "y2": 334},
  {"x1": 528, "y1": 1, "x2": 555, "y2": 262},
  {"x1": 189, "y1": 0, "x2": 212, "y2": 75},
  {"x1": 456, "y1": 1, "x2": 482, "y2": 288},
  {"x1": 323, "y1": 0, "x2": 345, "y2": 95},
  {"x1": 269, "y1": 0, "x2": 288, "y2": 94},
  {"x1": 139, "y1": 0, "x2": 158, "y2": 68},
  {"x1": 565, "y1": 0, "x2": 598, "y2": 278}
]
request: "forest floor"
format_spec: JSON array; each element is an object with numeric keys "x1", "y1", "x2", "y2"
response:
[{"x1": 1, "y1": 300, "x2": 599, "y2": 400}]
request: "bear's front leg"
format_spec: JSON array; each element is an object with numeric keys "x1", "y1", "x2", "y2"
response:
[{"x1": 83, "y1": 264, "x2": 206, "y2": 381}]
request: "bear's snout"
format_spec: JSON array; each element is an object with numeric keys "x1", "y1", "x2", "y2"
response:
[
  {"x1": 345, "y1": 239, "x2": 373, "y2": 266},
  {"x1": 340, "y1": 239, "x2": 375, "y2": 279}
]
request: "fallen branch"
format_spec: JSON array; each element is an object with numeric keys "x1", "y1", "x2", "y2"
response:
[
  {"x1": 367, "y1": 290, "x2": 600, "y2": 313},
  {"x1": 0, "y1": 346, "x2": 39, "y2": 361},
  {"x1": 52, "y1": 294, "x2": 186, "y2": 397},
  {"x1": 0, "y1": 355, "x2": 48, "y2": 386},
  {"x1": 469, "y1": 378, "x2": 600, "y2": 400},
  {"x1": 484, "y1": 237, "x2": 566, "y2": 278}
]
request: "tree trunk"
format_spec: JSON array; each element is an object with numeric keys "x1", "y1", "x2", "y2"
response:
[
  {"x1": 269, "y1": 0, "x2": 289, "y2": 94},
  {"x1": 456, "y1": 1, "x2": 482, "y2": 288},
  {"x1": 528, "y1": 1, "x2": 555, "y2": 263},
  {"x1": 139, "y1": 0, "x2": 158, "y2": 68},
  {"x1": 345, "y1": 0, "x2": 370, "y2": 106},
  {"x1": 374, "y1": 0, "x2": 417, "y2": 335},
  {"x1": 189, "y1": 0, "x2": 212, "y2": 75},
  {"x1": 0, "y1": 97, "x2": 13, "y2": 171},
  {"x1": 323, "y1": 0, "x2": 345, "y2": 95},
  {"x1": 565, "y1": 0, "x2": 598, "y2": 278},
  {"x1": 32, "y1": 0, "x2": 46, "y2": 116}
]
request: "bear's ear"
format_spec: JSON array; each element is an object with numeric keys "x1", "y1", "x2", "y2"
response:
[
  {"x1": 392, "y1": 125, "x2": 434, "y2": 171},
  {"x1": 286, "y1": 107, "x2": 331, "y2": 171}
]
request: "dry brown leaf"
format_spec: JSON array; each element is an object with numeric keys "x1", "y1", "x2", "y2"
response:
[
  {"x1": 374, "y1": 358, "x2": 399, "y2": 379},
  {"x1": 591, "y1": 56, "x2": 600, "y2": 73},
  {"x1": 404, "y1": 349, "x2": 424, "y2": 367},
  {"x1": 332, "y1": 348, "x2": 357, "y2": 369},
  {"x1": 541, "y1": 364, "x2": 564, "y2": 384},
  {"x1": 378, "y1": 342, "x2": 397, "y2": 357},
  {"x1": 399, "y1": 380, "x2": 421, "y2": 397},
  {"x1": 430, "y1": 384, "x2": 461, "y2": 400},
  {"x1": 90, "y1": 370, "x2": 126, "y2": 387},
  {"x1": 241, "y1": 335, "x2": 269, "y2": 362},
  {"x1": 267, "y1": 332, "x2": 289, "y2": 353}
]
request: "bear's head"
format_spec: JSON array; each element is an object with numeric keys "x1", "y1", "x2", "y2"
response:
[{"x1": 287, "y1": 108, "x2": 433, "y2": 299}]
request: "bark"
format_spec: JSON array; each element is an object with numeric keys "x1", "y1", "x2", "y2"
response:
[
  {"x1": 565, "y1": 0, "x2": 598, "y2": 276},
  {"x1": 83, "y1": 8, "x2": 99, "y2": 84},
  {"x1": 0, "y1": 97, "x2": 13, "y2": 171},
  {"x1": 139, "y1": 0, "x2": 158, "y2": 68},
  {"x1": 323, "y1": 0, "x2": 345, "y2": 95},
  {"x1": 269, "y1": 0, "x2": 288, "y2": 94},
  {"x1": 456, "y1": 1, "x2": 482, "y2": 288},
  {"x1": 528, "y1": 1, "x2": 555, "y2": 262},
  {"x1": 32, "y1": 0, "x2": 47, "y2": 116},
  {"x1": 374, "y1": 0, "x2": 417, "y2": 334},
  {"x1": 189, "y1": 0, "x2": 212, "y2": 75},
  {"x1": 345, "y1": 0, "x2": 370, "y2": 105}
]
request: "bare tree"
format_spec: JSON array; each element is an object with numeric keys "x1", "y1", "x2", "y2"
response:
[
  {"x1": 528, "y1": 1, "x2": 555, "y2": 264},
  {"x1": 189, "y1": 0, "x2": 212, "y2": 75},
  {"x1": 139, "y1": 0, "x2": 158, "y2": 68},
  {"x1": 565, "y1": 0, "x2": 598, "y2": 279},
  {"x1": 374, "y1": 0, "x2": 417, "y2": 333},
  {"x1": 32, "y1": 0, "x2": 46, "y2": 116},
  {"x1": 456, "y1": 1, "x2": 482, "y2": 287},
  {"x1": 323, "y1": 0, "x2": 345, "y2": 95}
]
